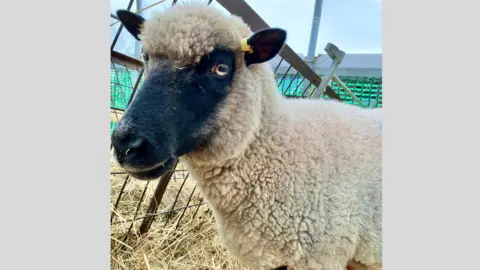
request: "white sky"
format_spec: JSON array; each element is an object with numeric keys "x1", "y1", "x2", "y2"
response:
[
  {"x1": 242, "y1": 0, "x2": 382, "y2": 54},
  {"x1": 111, "y1": 0, "x2": 382, "y2": 56}
]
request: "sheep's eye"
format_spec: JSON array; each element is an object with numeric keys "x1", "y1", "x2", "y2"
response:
[
  {"x1": 142, "y1": 52, "x2": 149, "y2": 62},
  {"x1": 211, "y1": 63, "x2": 229, "y2": 77}
]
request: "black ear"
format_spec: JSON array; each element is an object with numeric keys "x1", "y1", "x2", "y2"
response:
[
  {"x1": 244, "y1": 28, "x2": 287, "y2": 66},
  {"x1": 116, "y1": 9, "x2": 145, "y2": 41}
]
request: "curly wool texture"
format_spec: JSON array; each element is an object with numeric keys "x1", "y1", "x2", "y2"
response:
[
  {"x1": 140, "y1": 2, "x2": 251, "y2": 67},
  {"x1": 141, "y1": 3, "x2": 382, "y2": 270}
]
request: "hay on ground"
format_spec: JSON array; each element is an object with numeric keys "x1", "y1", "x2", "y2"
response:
[{"x1": 110, "y1": 155, "x2": 250, "y2": 270}]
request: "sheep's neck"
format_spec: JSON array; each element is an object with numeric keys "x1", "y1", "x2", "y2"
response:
[
  {"x1": 183, "y1": 64, "x2": 284, "y2": 213},
  {"x1": 183, "y1": 124, "x2": 279, "y2": 216}
]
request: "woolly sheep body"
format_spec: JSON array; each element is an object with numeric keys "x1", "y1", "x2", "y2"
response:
[
  {"x1": 117, "y1": 3, "x2": 382, "y2": 269},
  {"x1": 182, "y1": 92, "x2": 382, "y2": 270}
]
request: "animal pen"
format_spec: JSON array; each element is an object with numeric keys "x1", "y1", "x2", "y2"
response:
[{"x1": 110, "y1": 0, "x2": 382, "y2": 269}]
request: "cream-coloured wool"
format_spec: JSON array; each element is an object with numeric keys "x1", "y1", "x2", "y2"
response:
[{"x1": 138, "y1": 3, "x2": 382, "y2": 270}]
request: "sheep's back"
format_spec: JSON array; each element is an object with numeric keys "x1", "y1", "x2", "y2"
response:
[{"x1": 245, "y1": 98, "x2": 383, "y2": 266}]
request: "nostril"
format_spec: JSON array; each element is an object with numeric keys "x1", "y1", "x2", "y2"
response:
[
  {"x1": 112, "y1": 128, "x2": 148, "y2": 165},
  {"x1": 124, "y1": 137, "x2": 146, "y2": 157}
]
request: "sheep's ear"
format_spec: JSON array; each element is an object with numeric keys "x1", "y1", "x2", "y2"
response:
[
  {"x1": 243, "y1": 28, "x2": 287, "y2": 66},
  {"x1": 116, "y1": 10, "x2": 145, "y2": 41}
]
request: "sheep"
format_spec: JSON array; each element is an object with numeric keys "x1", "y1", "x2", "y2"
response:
[{"x1": 112, "y1": 3, "x2": 382, "y2": 270}]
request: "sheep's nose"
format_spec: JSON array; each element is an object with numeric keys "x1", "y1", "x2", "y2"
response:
[{"x1": 111, "y1": 125, "x2": 147, "y2": 165}]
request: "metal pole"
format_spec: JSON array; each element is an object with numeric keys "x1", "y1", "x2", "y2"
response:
[
  {"x1": 135, "y1": 0, "x2": 143, "y2": 59},
  {"x1": 312, "y1": 59, "x2": 339, "y2": 98},
  {"x1": 307, "y1": 0, "x2": 323, "y2": 61}
]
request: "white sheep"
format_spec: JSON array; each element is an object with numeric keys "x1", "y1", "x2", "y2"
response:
[{"x1": 112, "y1": 3, "x2": 382, "y2": 270}]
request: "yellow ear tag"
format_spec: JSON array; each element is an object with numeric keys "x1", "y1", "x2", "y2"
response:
[{"x1": 241, "y1": 38, "x2": 254, "y2": 54}]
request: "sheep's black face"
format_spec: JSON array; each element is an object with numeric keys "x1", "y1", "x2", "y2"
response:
[
  {"x1": 111, "y1": 48, "x2": 236, "y2": 180},
  {"x1": 112, "y1": 9, "x2": 287, "y2": 180}
]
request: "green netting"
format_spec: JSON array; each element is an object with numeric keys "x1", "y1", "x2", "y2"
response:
[
  {"x1": 111, "y1": 69, "x2": 135, "y2": 110},
  {"x1": 279, "y1": 78, "x2": 317, "y2": 97},
  {"x1": 279, "y1": 75, "x2": 382, "y2": 108},
  {"x1": 110, "y1": 67, "x2": 145, "y2": 133},
  {"x1": 327, "y1": 76, "x2": 382, "y2": 107}
]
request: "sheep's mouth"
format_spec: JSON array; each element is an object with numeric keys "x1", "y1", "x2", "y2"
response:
[{"x1": 124, "y1": 158, "x2": 176, "y2": 180}]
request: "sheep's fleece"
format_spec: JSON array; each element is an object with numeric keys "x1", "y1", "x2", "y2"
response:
[{"x1": 140, "y1": 3, "x2": 382, "y2": 270}]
